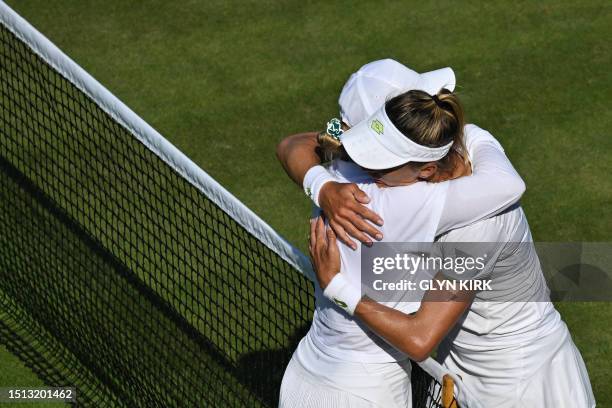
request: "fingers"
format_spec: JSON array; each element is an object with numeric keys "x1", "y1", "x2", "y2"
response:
[
  {"x1": 329, "y1": 219, "x2": 357, "y2": 250},
  {"x1": 352, "y1": 187, "x2": 371, "y2": 204},
  {"x1": 315, "y1": 216, "x2": 327, "y2": 250},
  {"x1": 339, "y1": 218, "x2": 373, "y2": 247},
  {"x1": 351, "y1": 205, "x2": 384, "y2": 239},
  {"x1": 309, "y1": 217, "x2": 317, "y2": 253},
  {"x1": 345, "y1": 215, "x2": 383, "y2": 242},
  {"x1": 335, "y1": 202, "x2": 383, "y2": 242},
  {"x1": 326, "y1": 225, "x2": 337, "y2": 247},
  {"x1": 351, "y1": 201, "x2": 384, "y2": 227},
  {"x1": 325, "y1": 225, "x2": 340, "y2": 261}
]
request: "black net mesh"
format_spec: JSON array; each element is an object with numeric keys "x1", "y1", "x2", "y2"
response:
[
  {"x1": 411, "y1": 363, "x2": 454, "y2": 408},
  {"x1": 0, "y1": 19, "x2": 453, "y2": 408}
]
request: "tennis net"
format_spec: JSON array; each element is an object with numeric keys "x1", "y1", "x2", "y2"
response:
[{"x1": 0, "y1": 3, "x2": 455, "y2": 407}]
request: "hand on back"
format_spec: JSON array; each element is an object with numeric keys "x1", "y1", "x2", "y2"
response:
[
  {"x1": 317, "y1": 152, "x2": 470, "y2": 249},
  {"x1": 318, "y1": 182, "x2": 384, "y2": 249}
]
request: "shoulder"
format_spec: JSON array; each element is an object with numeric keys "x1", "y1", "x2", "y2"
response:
[
  {"x1": 463, "y1": 123, "x2": 504, "y2": 153},
  {"x1": 328, "y1": 159, "x2": 370, "y2": 183},
  {"x1": 439, "y1": 205, "x2": 524, "y2": 243},
  {"x1": 464, "y1": 123, "x2": 487, "y2": 134},
  {"x1": 464, "y1": 123, "x2": 495, "y2": 138},
  {"x1": 367, "y1": 182, "x2": 449, "y2": 214}
]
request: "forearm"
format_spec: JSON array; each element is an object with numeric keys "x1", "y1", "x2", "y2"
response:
[
  {"x1": 354, "y1": 298, "x2": 437, "y2": 361},
  {"x1": 276, "y1": 132, "x2": 321, "y2": 186},
  {"x1": 353, "y1": 289, "x2": 472, "y2": 361}
]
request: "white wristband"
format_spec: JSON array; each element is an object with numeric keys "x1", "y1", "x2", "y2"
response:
[
  {"x1": 323, "y1": 273, "x2": 362, "y2": 316},
  {"x1": 303, "y1": 165, "x2": 335, "y2": 207}
]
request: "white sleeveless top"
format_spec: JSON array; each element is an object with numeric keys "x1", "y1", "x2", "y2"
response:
[{"x1": 306, "y1": 124, "x2": 527, "y2": 363}]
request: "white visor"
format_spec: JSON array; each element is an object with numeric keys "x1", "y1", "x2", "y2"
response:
[
  {"x1": 340, "y1": 105, "x2": 454, "y2": 170},
  {"x1": 339, "y1": 59, "x2": 456, "y2": 127},
  {"x1": 418, "y1": 67, "x2": 456, "y2": 96}
]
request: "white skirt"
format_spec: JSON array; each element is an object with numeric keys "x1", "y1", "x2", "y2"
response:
[
  {"x1": 438, "y1": 320, "x2": 596, "y2": 408},
  {"x1": 279, "y1": 334, "x2": 412, "y2": 408}
]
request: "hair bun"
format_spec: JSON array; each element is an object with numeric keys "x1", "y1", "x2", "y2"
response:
[{"x1": 431, "y1": 94, "x2": 442, "y2": 107}]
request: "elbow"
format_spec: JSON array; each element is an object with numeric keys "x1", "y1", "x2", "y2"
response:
[
  {"x1": 413, "y1": 338, "x2": 436, "y2": 362},
  {"x1": 410, "y1": 347, "x2": 433, "y2": 363},
  {"x1": 276, "y1": 137, "x2": 290, "y2": 163},
  {"x1": 400, "y1": 336, "x2": 435, "y2": 362},
  {"x1": 505, "y1": 175, "x2": 526, "y2": 203},
  {"x1": 493, "y1": 171, "x2": 526, "y2": 205},
  {"x1": 411, "y1": 350, "x2": 430, "y2": 363}
]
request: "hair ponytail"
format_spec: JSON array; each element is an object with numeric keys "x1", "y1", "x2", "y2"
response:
[
  {"x1": 385, "y1": 89, "x2": 469, "y2": 180},
  {"x1": 316, "y1": 131, "x2": 343, "y2": 162}
]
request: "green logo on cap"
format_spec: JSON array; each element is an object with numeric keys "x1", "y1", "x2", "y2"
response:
[
  {"x1": 371, "y1": 119, "x2": 384, "y2": 135},
  {"x1": 333, "y1": 297, "x2": 348, "y2": 309}
]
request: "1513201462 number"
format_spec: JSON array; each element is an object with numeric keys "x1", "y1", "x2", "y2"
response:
[{"x1": 0, "y1": 387, "x2": 75, "y2": 402}]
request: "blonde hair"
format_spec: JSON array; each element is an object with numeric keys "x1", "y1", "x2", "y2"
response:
[
  {"x1": 318, "y1": 88, "x2": 468, "y2": 179},
  {"x1": 385, "y1": 89, "x2": 468, "y2": 180},
  {"x1": 317, "y1": 126, "x2": 346, "y2": 163}
]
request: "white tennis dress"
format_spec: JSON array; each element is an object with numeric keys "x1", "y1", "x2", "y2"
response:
[
  {"x1": 436, "y1": 207, "x2": 596, "y2": 408},
  {"x1": 280, "y1": 125, "x2": 526, "y2": 407}
]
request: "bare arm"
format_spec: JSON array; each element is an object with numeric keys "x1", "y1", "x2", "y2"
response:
[
  {"x1": 355, "y1": 295, "x2": 471, "y2": 361},
  {"x1": 309, "y1": 216, "x2": 473, "y2": 361},
  {"x1": 275, "y1": 132, "x2": 320, "y2": 186}
]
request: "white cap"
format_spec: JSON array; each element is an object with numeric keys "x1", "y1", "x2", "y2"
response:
[
  {"x1": 338, "y1": 59, "x2": 456, "y2": 127},
  {"x1": 340, "y1": 105, "x2": 454, "y2": 170}
]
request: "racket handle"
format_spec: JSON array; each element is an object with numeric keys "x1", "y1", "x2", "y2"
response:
[{"x1": 442, "y1": 374, "x2": 458, "y2": 408}]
